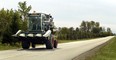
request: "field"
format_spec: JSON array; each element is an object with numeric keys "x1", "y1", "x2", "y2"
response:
[{"x1": 86, "y1": 37, "x2": 116, "y2": 60}]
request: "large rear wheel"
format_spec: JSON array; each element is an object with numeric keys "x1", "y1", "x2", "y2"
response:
[
  {"x1": 45, "y1": 39, "x2": 53, "y2": 49},
  {"x1": 54, "y1": 40, "x2": 58, "y2": 48}
]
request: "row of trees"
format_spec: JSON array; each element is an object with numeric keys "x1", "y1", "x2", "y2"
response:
[
  {"x1": 57, "y1": 21, "x2": 113, "y2": 40},
  {"x1": 0, "y1": 9, "x2": 22, "y2": 45},
  {"x1": 0, "y1": 1, "x2": 31, "y2": 45}
]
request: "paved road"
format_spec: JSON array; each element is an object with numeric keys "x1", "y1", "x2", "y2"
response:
[{"x1": 0, "y1": 36, "x2": 114, "y2": 60}]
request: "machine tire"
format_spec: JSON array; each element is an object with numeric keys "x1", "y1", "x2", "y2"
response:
[
  {"x1": 45, "y1": 39, "x2": 53, "y2": 49},
  {"x1": 32, "y1": 43, "x2": 36, "y2": 48},
  {"x1": 54, "y1": 40, "x2": 58, "y2": 48},
  {"x1": 22, "y1": 40, "x2": 30, "y2": 49}
]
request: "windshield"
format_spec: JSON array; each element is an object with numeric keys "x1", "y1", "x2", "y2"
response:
[{"x1": 28, "y1": 15, "x2": 41, "y2": 31}]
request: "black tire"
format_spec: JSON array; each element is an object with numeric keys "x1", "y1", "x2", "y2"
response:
[
  {"x1": 45, "y1": 39, "x2": 53, "y2": 49},
  {"x1": 32, "y1": 43, "x2": 36, "y2": 48},
  {"x1": 54, "y1": 40, "x2": 58, "y2": 48},
  {"x1": 22, "y1": 40, "x2": 30, "y2": 49}
]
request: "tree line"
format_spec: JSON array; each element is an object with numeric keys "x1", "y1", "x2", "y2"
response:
[
  {"x1": 56, "y1": 21, "x2": 113, "y2": 40},
  {"x1": 0, "y1": 1, "x2": 31, "y2": 45}
]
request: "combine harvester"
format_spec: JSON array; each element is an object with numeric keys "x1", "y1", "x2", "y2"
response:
[{"x1": 12, "y1": 12, "x2": 58, "y2": 49}]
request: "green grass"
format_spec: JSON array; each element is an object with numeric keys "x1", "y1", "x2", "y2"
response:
[
  {"x1": 86, "y1": 37, "x2": 116, "y2": 60},
  {"x1": 0, "y1": 44, "x2": 20, "y2": 51}
]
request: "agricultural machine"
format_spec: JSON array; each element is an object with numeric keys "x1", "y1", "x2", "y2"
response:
[{"x1": 12, "y1": 12, "x2": 58, "y2": 49}]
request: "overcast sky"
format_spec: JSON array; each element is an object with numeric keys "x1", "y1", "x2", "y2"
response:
[{"x1": 0, "y1": 0, "x2": 116, "y2": 33}]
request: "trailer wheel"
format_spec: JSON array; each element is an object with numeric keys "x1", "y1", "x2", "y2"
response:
[
  {"x1": 22, "y1": 40, "x2": 30, "y2": 49},
  {"x1": 45, "y1": 39, "x2": 53, "y2": 49},
  {"x1": 54, "y1": 40, "x2": 58, "y2": 48}
]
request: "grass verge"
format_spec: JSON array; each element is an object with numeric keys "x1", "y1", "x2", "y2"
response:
[
  {"x1": 0, "y1": 44, "x2": 20, "y2": 51},
  {"x1": 86, "y1": 37, "x2": 116, "y2": 60}
]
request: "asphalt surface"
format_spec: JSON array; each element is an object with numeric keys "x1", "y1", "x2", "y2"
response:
[{"x1": 0, "y1": 36, "x2": 114, "y2": 60}]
